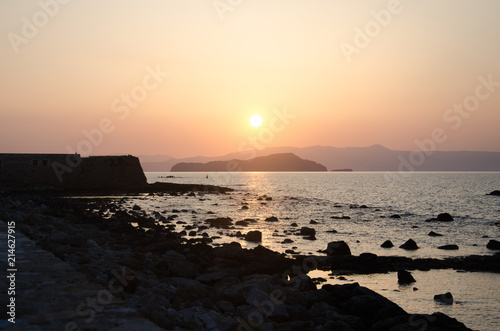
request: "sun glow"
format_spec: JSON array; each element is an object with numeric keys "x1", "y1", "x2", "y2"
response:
[{"x1": 250, "y1": 114, "x2": 263, "y2": 128}]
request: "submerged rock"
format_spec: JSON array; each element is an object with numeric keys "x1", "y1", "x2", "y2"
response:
[
  {"x1": 434, "y1": 292, "x2": 454, "y2": 304},
  {"x1": 438, "y1": 244, "x2": 459, "y2": 250},
  {"x1": 400, "y1": 239, "x2": 419, "y2": 250},
  {"x1": 398, "y1": 270, "x2": 416, "y2": 284},
  {"x1": 486, "y1": 239, "x2": 500, "y2": 250},
  {"x1": 326, "y1": 241, "x2": 351, "y2": 256}
]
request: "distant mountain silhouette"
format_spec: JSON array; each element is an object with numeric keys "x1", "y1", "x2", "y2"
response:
[
  {"x1": 170, "y1": 153, "x2": 327, "y2": 172},
  {"x1": 141, "y1": 145, "x2": 500, "y2": 172}
]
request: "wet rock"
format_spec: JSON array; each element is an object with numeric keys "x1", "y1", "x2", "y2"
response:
[
  {"x1": 427, "y1": 213, "x2": 454, "y2": 222},
  {"x1": 300, "y1": 227, "x2": 316, "y2": 236},
  {"x1": 207, "y1": 217, "x2": 233, "y2": 227},
  {"x1": 428, "y1": 231, "x2": 443, "y2": 237},
  {"x1": 397, "y1": 270, "x2": 416, "y2": 284},
  {"x1": 390, "y1": 214, "x2": 401, "y2": 219},
  {"x1": 326, "y1": 241, "x2": 351, "y2": 256},
  {"x1": 381, "y1": 240, "x2": 394, "y2": 248},
  {"x1": 400, "y1": 239, "x2": 419, "y2": 250},
  {"x1": 245, "y1": 230, "x2": 262, "y2": 242},
  {"x1": 434, "y1": 292, "x2": 454, "y2": 304},
  {"x1": 486, "y1": 239, "x2": 500, "y2": 250},
  {"x1": 265, "y1": 216, "x2": 279, "y2": 222},
  {"x1": 487, "y1": 190, "x2": 500, "y2": 196},
  {"x1": 438, "y1": 244, "x2": 459, "y2": 250}
]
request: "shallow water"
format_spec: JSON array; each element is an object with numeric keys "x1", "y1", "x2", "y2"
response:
[
  {"x1": 142, "y1": 172, "x2": 500, "y2": 258},
  {"x1": 134, "y1": 172, "x2": 500, "y2": 330},
  {"x1": 308, "y1": 269, "x2": 500, "y2": 331}
]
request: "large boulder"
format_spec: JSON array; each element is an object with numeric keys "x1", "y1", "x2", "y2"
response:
[
  {"x1": 434, "y1": 292, "x2": 454, "y2": 304},
  {"x1": 397, "y1": 270, "x2": 416, "y2": 284},
  {"x1": 299, "y1": 227, "x2": 316, "y2": 236},
  {"x1": 244, "y1": 230, "x2": 262, "y2": 242},
  {"x1": 399, "y1": 239, "x2": 419, "y2": 250},
  {"x1": 486, "y1": 239, "x2": 500, "y2": 250},
  {"x1": 326, "y1": 241, "x2": 351, "y2": 256}
]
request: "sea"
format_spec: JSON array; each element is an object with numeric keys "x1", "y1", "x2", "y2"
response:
[{"x1": 135, "y1": 172, "x2": 500, "y2": 330}]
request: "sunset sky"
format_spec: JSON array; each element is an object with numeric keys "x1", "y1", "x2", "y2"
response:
[{"x1": 1, "y1": 0, "x2": 499, "y2": 158}]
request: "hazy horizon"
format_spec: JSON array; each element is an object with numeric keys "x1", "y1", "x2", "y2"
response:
[{"x1": 2, "y1": 1, "x2": 500, "y2": 158}]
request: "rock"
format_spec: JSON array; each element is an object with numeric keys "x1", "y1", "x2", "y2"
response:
[
  {"x1": 245, "y1": 230, "x2": 262, "y2": 242},
  {"x1": 300, "y1": 227, "x2": 316, "y2": 236},
  {"x1": 216, "y1": 300, "x2": 235, "y2": 313},
  {"x1": 326, "y1": 229, "x2": 338, "y2": 233},
  {"x1": 428, "y1": 231, "x2": 443, "y2": 237},
  {"x1": 235, "y1": 220, "x2": 249, "y2": 226},
  {"x1": 434, "y1": 292, "x2": 454, "y2": 304},
  {"x1": 326, "y1": 241, "x2": 351, "y2": 256},
  {"x1": 381, "y1": 240, "x2": 394, "y2": 248},
  {"x1": 241, "y1": 205, "x2": 249, "y2": 210},
  {"x1": 398, "y1": 270, "x2": 416, "y2": 284},
  {"x1": 290, "y1": 222, "x2": 298, "y2": 227},
  {"x1": 207, "y1": 217, "x2": 233, "y2": 227},
  {"x1": 359, "y1": 253, "x2": 377, "y2": 259},
  {"x1": 304, "y1": 235, "x2": 316, "y2": 240},
  {"x1": 487, "y1": 190, "x2": 500, "y2": 196},
  {"x1": 390, "y1": 214, "x2": 401, "y2": 219},
  {"x1": 265, "y1": 216, "x2": 279, "y2": 222},
  {"x1": 132, "y1": 204, "x2": 141, "y2": 210},
  {"x1": 281, "y1": 239, "x2": 294, "y2": 244},
  {"x1": 400, "y1": 239, "x2": 419, "y2": 250},
  {"x1": 486, "y1": 239, "x2": 500, "y2": 250},
  {"x1": 438, "y1": 244, "x2": 459, "y2": 250},
  {"x1": 427, "y1": 213, "x2": 454, "y2": 222},
  {"x1": 309, "y1": 220, "x2": 318, "y2": 224}
]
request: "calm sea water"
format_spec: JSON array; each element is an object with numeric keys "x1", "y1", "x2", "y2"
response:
[{"x1": 137, "y1": 172, "x2": 500, "y2": 330}]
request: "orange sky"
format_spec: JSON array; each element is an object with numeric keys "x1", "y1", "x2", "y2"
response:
[{"x1": 1, "y1": 0, "x2": 499, "y2": 158}]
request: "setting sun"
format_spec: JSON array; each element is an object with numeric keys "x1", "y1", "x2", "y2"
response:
[{"x1": 250, "y1": 114, "x2": 263, "y2": 128}]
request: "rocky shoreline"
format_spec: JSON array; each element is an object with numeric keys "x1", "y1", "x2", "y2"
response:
[{"x1": 0, "y1": 187, "x2": 480, "y2": 330}]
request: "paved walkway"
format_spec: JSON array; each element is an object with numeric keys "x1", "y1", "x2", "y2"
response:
[{"x1": 0, "y1": 220, "x2": 163, "y2": 330}]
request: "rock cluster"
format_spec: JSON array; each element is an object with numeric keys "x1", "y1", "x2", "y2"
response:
[{"x1": 0, "y1": 192, "x2": 474, "y2": 330}]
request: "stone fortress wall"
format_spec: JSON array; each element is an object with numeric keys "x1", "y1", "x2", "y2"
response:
[{"x1": 0, "y1": 153, "x2": 146, "y2": 190}]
